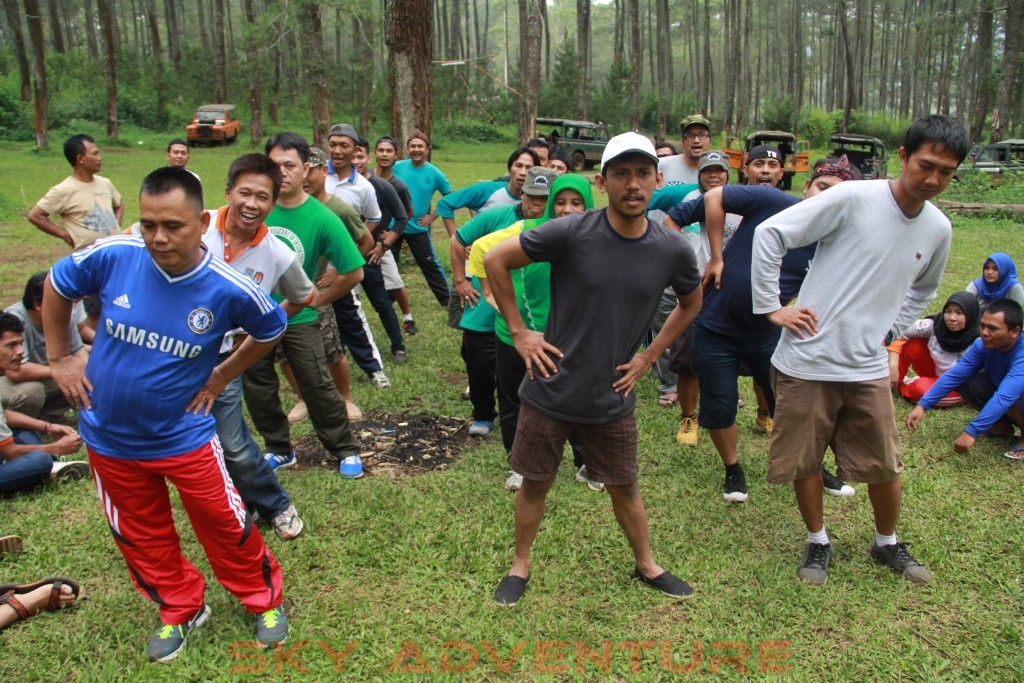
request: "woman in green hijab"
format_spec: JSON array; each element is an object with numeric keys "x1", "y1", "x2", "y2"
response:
[{"x1": 467, "y1": 173, "x2": 596, "y2": 491}]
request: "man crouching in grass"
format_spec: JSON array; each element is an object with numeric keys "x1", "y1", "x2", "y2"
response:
[{"x1": 484, "y1": 133, "x2": 703, "y2": 606}]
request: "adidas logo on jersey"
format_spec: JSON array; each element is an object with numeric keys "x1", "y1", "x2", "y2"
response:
[{"x1": 113, "y1": 294, "x2": 131, "y2": 309}]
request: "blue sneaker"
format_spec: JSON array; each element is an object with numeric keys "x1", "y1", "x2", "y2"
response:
[
  {"x1": 255, "y1": 604, "x2": 288, "y2": 649},
  {"x1": 264, "y1": 450, "x2": 296, "y2": 471},
  {"x1": 147, "y1": 603, "x2": 211, "y2": 662},
  {"x1": 468, "y1": 420, "x2": 495, "y2": 436}
]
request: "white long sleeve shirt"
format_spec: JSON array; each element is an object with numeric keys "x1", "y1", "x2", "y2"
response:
[{"x1": 751, "y1": 179, "x2": 951, "y2": 381}]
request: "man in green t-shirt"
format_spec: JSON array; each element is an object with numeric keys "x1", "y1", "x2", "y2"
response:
[{"x1": 241, "y1": 132, "x2": 366, "y2": 472}]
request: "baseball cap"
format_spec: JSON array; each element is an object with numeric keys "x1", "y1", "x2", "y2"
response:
[
  {"x1": 698, "y1": 150, "x2": 730, "y2": 173},
  {"x1": 328, "y1": 123, "x2": 360, "y2": 142},
  {"x1": 522, "y1": 166, "x2": 559, "y2": 196},
  {"x1": 308, "y1": 147, "x2": 328, "y2": 168},
  {"x1": 600, "y1": 132, "x2": 659, "y2": 168},
  {"x1": 746, "y1": 145, "x2": 782, "y2": 163},
  {"x1": 680, "y1": 114, "x2": 711, "y2": 134}
]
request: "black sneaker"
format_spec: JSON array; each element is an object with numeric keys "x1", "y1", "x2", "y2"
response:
[
  {"x1": 723, "y1": 466, "x2": 748, "y2": 503},
  {"x1": 494, "y1": 573, "x2": 530, "y2": 607},
  {"x1": 403, "y1": 319, "x2": 418, "y2": 335},
  {"x1": 870, "y1": 541, "x2": 931, "y2": 584},
  {"x1": 822, "y1": 467, "x2": 855, "y2": 496},
  {"x1": 632, "y1": 568, "x2": 695, "y2": 599},
  {"x1": 147, "y1": 603, "x2": 211, "y2": 663},
  {"x1": 797, "y1": 542, "x2": 832, "y2": 585},
  {"x1": 392, "y1": 349, "x2": 408, "y2": 364}
]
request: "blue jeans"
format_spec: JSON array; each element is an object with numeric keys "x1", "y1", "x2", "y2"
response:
[
  {"x1": 213, "y1": 375, "x2": 290, "y2": 521},
  {"x1": 0, "y1": 430, "x2": 52, "y2": 494},
  {"x1": 693, "y1": 323, "x2": 779, "y2": 429}
]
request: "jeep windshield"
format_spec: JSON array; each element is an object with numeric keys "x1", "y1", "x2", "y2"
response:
[{"x1": 196, "y1": 111, "x2": 223, "y2": 123}]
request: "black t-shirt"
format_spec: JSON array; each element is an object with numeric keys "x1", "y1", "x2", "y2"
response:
[
  {"x1": 672, "y1": 185, "x2": 816, "y2": 337},
  {"x1": 518, "y1": 209, "x2": 699, "y2": 423}
]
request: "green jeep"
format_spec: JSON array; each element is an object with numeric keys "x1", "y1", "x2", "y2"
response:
[{"x1": 537, "y1": 117, "x2": 610, "y2": 172}]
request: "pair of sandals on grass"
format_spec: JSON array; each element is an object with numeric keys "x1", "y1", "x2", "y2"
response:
[{"x1": 0, "y1": 536, "x2": 81, "y2": 628}]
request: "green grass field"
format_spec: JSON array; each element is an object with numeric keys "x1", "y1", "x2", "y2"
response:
[{"x1": 0, "y1": 135, "x2": 1022, "y2": 681}]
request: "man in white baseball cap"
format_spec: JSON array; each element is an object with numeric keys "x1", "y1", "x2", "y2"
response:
[{"x1": 484, "y1": 131, "x2": 703, "y2": 605}]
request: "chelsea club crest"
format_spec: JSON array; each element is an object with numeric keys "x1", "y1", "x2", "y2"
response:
[{"x1": 187, "y1": 308, "x2": 215, "y2": 334}]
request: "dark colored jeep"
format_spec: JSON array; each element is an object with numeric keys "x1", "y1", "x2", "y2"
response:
[
  {"x1": 829, "y1": 133, "x2": 888, "y2": 180},
  {"x1": 956, "y1": 139, "x2": 1024, "y2": 180},
  {"x1": 186, "y1": 104, "x2": 241, "y2": 146},
  {"x1": 537, "y1": 117, "x2": 610, "y2": 171}
]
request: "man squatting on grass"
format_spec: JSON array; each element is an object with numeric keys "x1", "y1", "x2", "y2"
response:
[
  {"x1": 485, "y1": 133, "x2": 703, "y2": 606},
  {"x1": 750, "y1": 114, "x2": 970, "y2": 586},
  {"x1": 43, "y1": 167, "x2": 290, "y2": 661},
  {"x1": 907, "y1": 298, "x2": 1024, "y2": 460}
]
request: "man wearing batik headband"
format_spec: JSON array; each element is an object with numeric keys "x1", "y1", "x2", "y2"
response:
[{"x1": 667, "y1": 156, "x2": 862, "y2": 506}]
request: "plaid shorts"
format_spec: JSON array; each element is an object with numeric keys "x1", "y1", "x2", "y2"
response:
[{"x1": 509, "y1": 402, "x2": 639, "y2": 485}]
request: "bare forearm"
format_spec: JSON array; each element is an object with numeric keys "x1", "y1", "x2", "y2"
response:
[
  {"x1": 5, "y1": 362, "x2": 52, "y2": 383},
  {"x1": 450, "y1": 241, "x2": 469, "y2": 283},
  {"x1": 42, "y1": 279, "x2": 75, "y2": 360},
  {"x1": 216, "y1": 337, "x2": 280, "y2": 383},
  {"x1": 317, "y1": 269, "x2": 363, "y2": 306},
  {"x1": 443, "y1": 217, "x2": 457, "y2": 238},
  {"x1": 645, "y1": 290, "x2": 702, "y2": 360}
]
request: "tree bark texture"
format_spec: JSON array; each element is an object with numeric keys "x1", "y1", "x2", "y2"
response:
[{"x1": 385, "y1": 0, "x2": 433, "y2": 146}]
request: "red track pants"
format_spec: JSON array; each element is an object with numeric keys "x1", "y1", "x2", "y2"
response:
[
  {"x1": 88, "y1": 436, "x2": 283, "y2": 624},
  {"x1": 896, "y1": 337, "x2": 963, "y2": 407}
]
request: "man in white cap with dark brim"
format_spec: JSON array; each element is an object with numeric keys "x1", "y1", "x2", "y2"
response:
[{"x1": 484, "y1": 132, "x2": 703, "y2": 606}]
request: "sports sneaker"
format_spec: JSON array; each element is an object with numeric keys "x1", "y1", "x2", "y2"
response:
[
  {"x1": 370, "y1": 370, "x2": 392, "y2": 388},
  {"x1": 468, "y1": 420, "x2": 495, "y2": 436},
  {"x1": 822, "y1": 467, "x2": 855, "y2": 496},
  {"x1": 574, "y1": 466, "x2": 606, "y2": 492},
  {"x1": 346, "y1": 401, "x2": 363, "y2": 422},
  {"x1": 51, "y1": 460, "x2": 90, "y2": 482},
  {"x1": 255, "y1": 605, "x2": 288, "y2": 649},
  {"x1": 632, "y1": 568, "x2": 694, "y2": 599},
  {"x1": 147, "y1": 603, "x2": 211, "y2": 662},
  {"x1": 272, "y1": 504, "x2": 304, "y2": 541},
  {"x1": 675, "y1": 415, "x2": 698, "y2": 446},
  {"x1": 264, "y1": 450, "x2": 296, "y2": 471},
  {"x1": 504, "y1": 472, "x2": 524, "y2": 491},
  {"x1": 797, "y1": 542, "x2": 832, "y2": 585},
  {"x1": 723, "y1": 466, "x2": 748, "y2": 503},
  {"x1": 755, "y1": 410, "x2": 774, "y2": 435},
  {"x1": 870, "y1": 541, "x2": 931, "y2": 584},
  {"x1": 287, "y1": 400, "x2": 308, "y2": 424},
  {"x1": 403, "y1": 318, "x2": 418, "y2": 335},
  {"x1": 392, "y1": 349, "x2": 408, "y2": 364},
  {"x1": 494, "y1": 573, "x2": 530, "y2": 607}
]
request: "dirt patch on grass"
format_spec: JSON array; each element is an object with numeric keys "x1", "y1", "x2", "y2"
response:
[{"x1": 293, "y1": 412, "x2": 472, "y2": 476}]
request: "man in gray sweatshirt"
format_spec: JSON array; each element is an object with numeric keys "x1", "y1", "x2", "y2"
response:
[{"x1": 750, "y1": 114, "x2": 970, "y2": 586}]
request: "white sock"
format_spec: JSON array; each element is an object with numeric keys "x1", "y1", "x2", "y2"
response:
[
  {"x1": 875, "y1": 531, "x2": 897, "y2": 547},
  {"x1": 403, "y1": 314, "x2": 413, "y2": 321},
  {"x1": 807, "y1": 527, "x2": 829, "y2": 545}
]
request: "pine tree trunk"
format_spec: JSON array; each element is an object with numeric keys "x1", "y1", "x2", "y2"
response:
[
  {"x1": 517, "y1": 0, "x2": 542, "y2": 142},
  {"x1": 994, "y1": 0, "x2": 1024, "y2": 140},
  {"x1": 385, "y1": 0, "x2": 433, "y2": 144},
  {"x1": 3, "y1": 0, "x2": 32, "y2": 101},
  {"x1": 576, "y1": 0, "x2": 590, "y2": 118},
  {"x1": 164, "y1": 0, "x2": 180, "y2": 64},
  {"x1": 298, "y1": 1, "x2": 331, "y2": 149},
  {"x1": 96, "y1": 0, "x2": 118, "y2": 138},
  {"x1": 628, "y1": 0, "x2": 641, "y2": 130},
  {"x1": 242, "y1": 0, "x2": 263, "y2": 146},
  {"x1": 213, "y1": 0, "x2": 228, "y2": 102},
  {"x1": 23, "y1": 0, "x2": 47, "y2": 148},
  {"x1": 970, "y1": 0, "x2": 994, "y2": 140}
]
